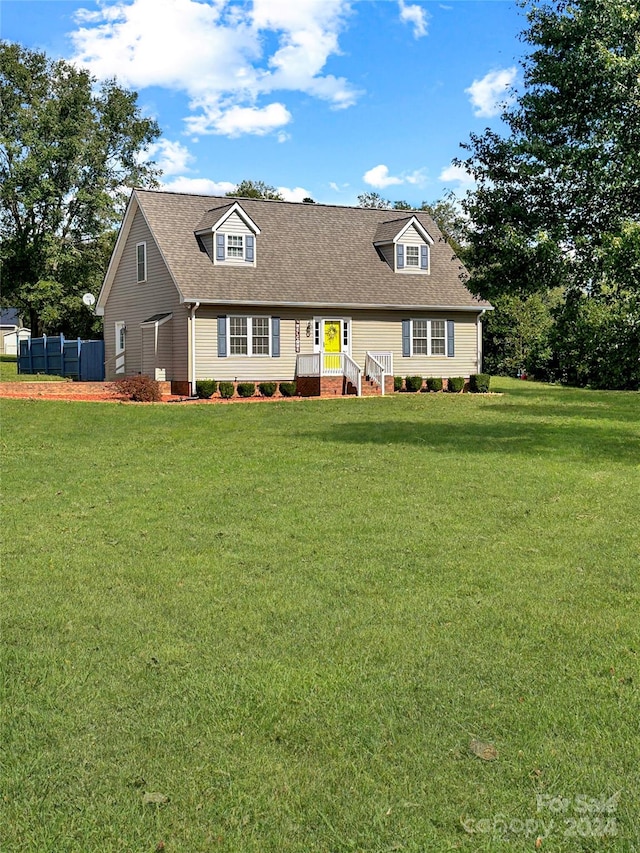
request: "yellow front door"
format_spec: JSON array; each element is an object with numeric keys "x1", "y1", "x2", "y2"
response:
[{"x1": 323, "y1": 320, "x2": 342, "y2": 371}]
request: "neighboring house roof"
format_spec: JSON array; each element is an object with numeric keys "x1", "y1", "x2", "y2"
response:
[
  {"x1": 101, "y1": 190, "x2": 490, "y2": 312},
  {"x1": 0, "y1": 308, "x2": 21, "y2": 327}
]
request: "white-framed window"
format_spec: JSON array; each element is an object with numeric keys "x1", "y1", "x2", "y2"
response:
[
  {"x1": 136, "y1": 242, "x2": 147, "y2": 283},
  {"x1": 227, "y1": 234, "x2": 244, "y2": 258},
  {"x1": 430, "y1": 319, "x2": 446, "y2": 355},
  {"x1": 411, "y1": 319, "x2": 448, "y2": 356},
  {"x1": 405, "y1": 245, "x2": 420, "y2": 267},
  {"x1": 229, "y1": 316, "x2": 271, "y2": 356},
  {"x1": 412, "y1": 319, "x2": 429, "y2": 354}
]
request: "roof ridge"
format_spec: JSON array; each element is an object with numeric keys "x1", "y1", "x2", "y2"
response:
[{"x1": 132, "y1": 187, "x2": 428, "y2": 214}]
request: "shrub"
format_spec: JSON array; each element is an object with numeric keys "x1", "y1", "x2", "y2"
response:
[
  {"x1": 259, "y1": 382, "x2": 277, "y2": 397},
  {"x1": 405, "y1": 375, "x2": 424, "y2": 393},
  {"x1": 218, "y1": 381, "x2": 235, "y2": 399},
  {"x1": 114, "y1": 375, "x2": 162, "y2": 402},
  {"x1": 394, "y1": 376, "x2": 404, "y2": 392},
  {"x1": 279, "y1": 381, "x2": 297, "y2": 397},
  {"x1": 469, "y1": 373, "x2": 491, "y2": 393},
  {"x1": 237, "y1": 382, "x2": 256, "y2": 398},
  {"x1": 426, "y1": 377, "x2": 443, "y2": 392},
  {"x1": 196, "y1": 379, "x2": 216, "y2": 399},
  {"x1": 447, "y1": 376, "x2": 465, "y2": 393}
]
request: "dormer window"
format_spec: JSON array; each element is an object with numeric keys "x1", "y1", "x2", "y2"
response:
[
  {"x1": 227, "y1": 235, "x2": 244, "y2": 258},
  {"x1": 406, "y1": 245, "x2": 420, "y2": 267},
  {"x1": 373, "y1": 215, "x2": 433, "y2": 275},
  {"x1": 195, "y1": 201, "x2": 261, "y2": 267}
]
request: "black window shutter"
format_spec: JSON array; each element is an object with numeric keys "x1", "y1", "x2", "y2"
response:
[
  {"x1": 216, "y1": 233, "x2": 225, "y2": 261},
  {"x1": 271, "y1": 317, "x2": 280, "y2": 357}
]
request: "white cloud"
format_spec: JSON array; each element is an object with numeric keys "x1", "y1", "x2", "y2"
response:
[
  {"x1": 363, "y1": 164, "x2": 404, "y2": 189},
  {"x1": 363, "y1": 164, "x2": 428, "y2": 190},
  {"x1": 404, "y1": 168, "x2": 428, "y2": 186},
  {"x1": 160, "y1": 177, "x2": 237, "y2": 195},
  {"x1": 143, "y1": 139, "x2": 193, "y2": 176},
  {"x1": 465, "y1": 67, "x2": 517, "y2": 117},
  {"x1": 277, "y1": 185, "x2": 312, "y2": 202},
  {"x1": 70, "y1": 0, "x2": 358, "y2": 136},
  {"x1": 439, "y1": 164, "x2": 475, "y2": 187},
  {"x1": 329, "y1": 181, "x2": 350, "y2": 192},
  {"x1": 159, "y1": 177, "x2": 311, "y2": 202},
  {"x1": 398, "y1": 0, "x2": 429, "y2": 38},
  {"x1": 187, "y1": 102, "x2": 292, "y2": 137}
]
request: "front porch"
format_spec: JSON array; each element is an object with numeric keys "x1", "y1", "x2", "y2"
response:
[{"x1": 295, "y1": 351, "x2": 394, "y2": 397}]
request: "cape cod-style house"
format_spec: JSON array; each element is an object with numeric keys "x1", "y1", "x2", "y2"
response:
[{"x1": 97, "y1": 190, "x2": 491, "y2": 395}]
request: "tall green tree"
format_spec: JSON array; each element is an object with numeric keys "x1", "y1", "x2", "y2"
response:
[
  {"x1": 419, "y1": 192, "x2": 468, "y2": 259},
  {"x1": 226, "y1": 180, "x2": 284, "y2": 200},
  {"x1": 0, "y1": 42, "x2": 160, "y2": 337},
  {"x1": 457, "y1": 0, "x2": 640, "y2": 387},
  {"x1": 357, "y1": 192, "x2": 391, "y2": 209}
]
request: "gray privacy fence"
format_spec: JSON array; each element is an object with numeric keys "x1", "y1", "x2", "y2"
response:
[{"x1": 18, "y1": 335, "x2": 105, "y2": 381}]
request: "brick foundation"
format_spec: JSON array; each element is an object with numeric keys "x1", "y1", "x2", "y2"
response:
[
  {"x1": 171, "y1": 380, "x2": 192, "y2": 396},
  {"x1": 0, "y1": 379, "x2": 172, "y2": 400},
  {"x1": 320, "y1": 376, "x2": 346, "y2": 396}
]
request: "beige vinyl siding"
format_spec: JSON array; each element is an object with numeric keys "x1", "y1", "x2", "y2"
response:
[
  {"x1": 199, "y1": 233, "x2": 213, "y2": 261},
  {"x1": 195, "y1": 306, "x2": 314, "y2": 381},
  {"x1": 351, "y1": 310, "x2": 478, "y2": 377},
  {"x1": 103, "y1": 207, "x2": 187, "y2": 380},
  {"x1": 378, "y1": 244, "x2": 395, "y2": 269},
  {"x1": 215, "y1": 211, "x2": 255, "y2": 267},
  {"x1": 194, "y1": 306, "x2": 480, "y2": 381},
  {"x1": 401, "y1": 223, "x2": 427, "y2": 246},
  {"x1": 221, "y1": 211, "x2": 247, "y2": 236},
  {"x1": 142, "y1": 320, "x2": 173, "y2": 379}
]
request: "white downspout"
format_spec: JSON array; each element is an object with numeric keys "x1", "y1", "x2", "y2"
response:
[
  {"x1": 190, "y1": 302, "x2": 200, "y2": 395},
  {"x1": 477, "y1": 310, "x2": 485, "y2": 373}
]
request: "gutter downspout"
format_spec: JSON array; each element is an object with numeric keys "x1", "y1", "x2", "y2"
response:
[
  {"x1": 190, "y1": 302, "x2": 200, "y2": 396},
  {"x1": 477, "y1": 309, "x2": 486, "y2": 374}
]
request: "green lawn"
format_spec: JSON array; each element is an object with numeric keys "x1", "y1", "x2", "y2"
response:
[
  {"x1": 1, "y1": 379, "x2": 638, "y2": 852},
  {"x1": 0, "y1": 354, "x2": 67, "y2": 382}
]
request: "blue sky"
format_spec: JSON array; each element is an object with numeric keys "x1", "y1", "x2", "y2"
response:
[{"x1": 2, "y1": 0, "x2": 526, "y2": 205}]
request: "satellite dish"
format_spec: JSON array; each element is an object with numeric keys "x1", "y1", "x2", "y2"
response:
[{"x1": 82, "y1": 293, "x2": 96, "y2": 307}]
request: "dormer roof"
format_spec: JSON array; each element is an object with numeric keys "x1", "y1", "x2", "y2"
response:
[
  {"x1": 194, "y1": 201, "x2": 261, "y2": 235},
  {"x1": 373, "y1": 215, "x2": 434, "y2": 246}
]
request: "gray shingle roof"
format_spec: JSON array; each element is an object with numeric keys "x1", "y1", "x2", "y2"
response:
[
  {"x1": 194, "y1": 202, "x2": 235, "y2": 233},
  {"x1": 135, "y1": 190, "x2": 490, "y2": 310},
  {"x1": 373, "y1": 217, "x2": 414, "y2": 244}
]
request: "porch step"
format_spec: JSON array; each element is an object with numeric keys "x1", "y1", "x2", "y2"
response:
[{"x1": 344, "y1": 376, "x2": 383, "y2": 396}]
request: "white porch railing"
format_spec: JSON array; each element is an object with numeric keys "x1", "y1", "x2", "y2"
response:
[
  {"x1": 296, "y1": 351, "x2": 362, "y2": 395},
  {"x1": 367, "y1": 351, "x2": 393, "y2": 376},
  {"x1": 365, "y1": 352, "x2": 386, "y2": 395},
  {"x1": 343, "y1": 353, "x2": 362, "y2": 397},
  {"x1": 104, "y1": 348, "x2": 126, "y2": 376},
  {"x1": 296, "y1": 352, "x2": 320, "y2": 376}
]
